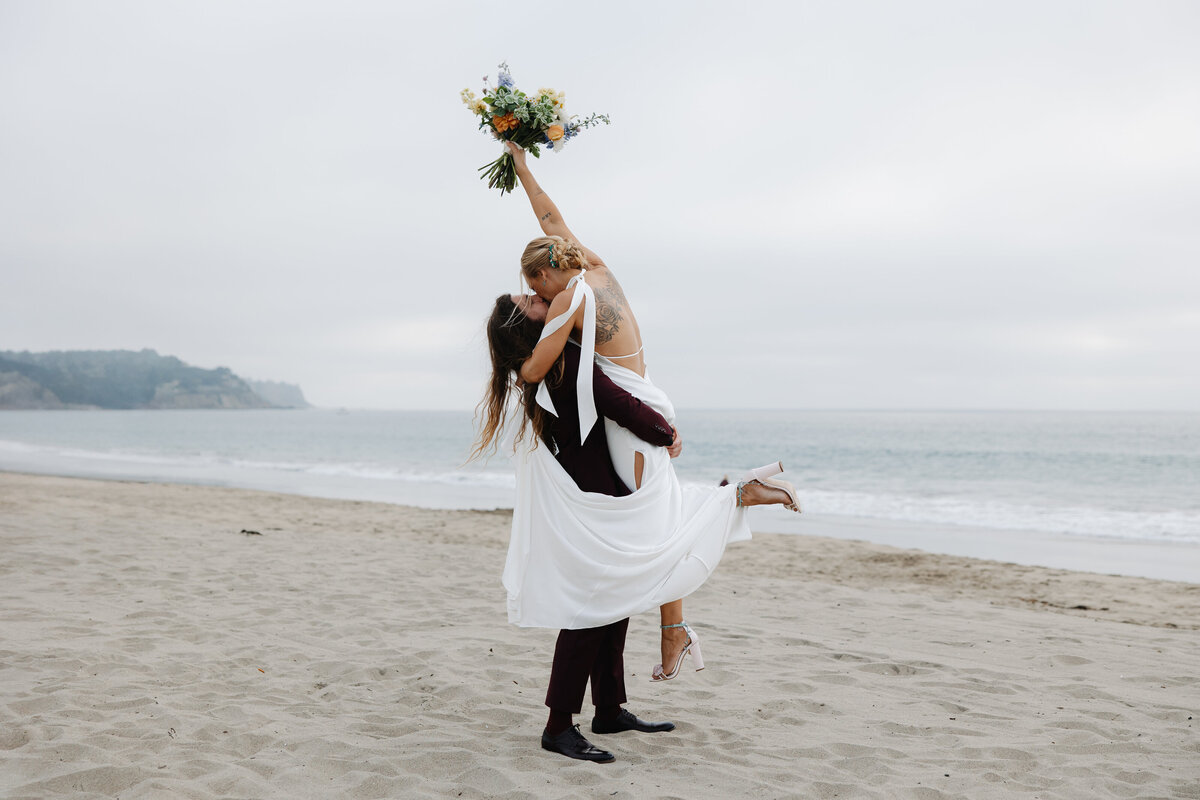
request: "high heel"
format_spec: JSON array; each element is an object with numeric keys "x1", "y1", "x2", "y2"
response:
[
  {"x1": 757, "y1": 475, "x2": 801, "y2": 513},
  {"x1": 736, "y1": 464, "x2": 802, "y2": 513},
  {"x1": 651, "y1": 622, "x2": 704, "y2": 682}
]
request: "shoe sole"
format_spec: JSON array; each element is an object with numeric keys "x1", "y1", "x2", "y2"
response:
[
  {"x1": 541, "y1": 742, "x2": 615, "y2": 763},
  {"x1": 591, "y1": 725, "x2": 676, "y2": 735}
]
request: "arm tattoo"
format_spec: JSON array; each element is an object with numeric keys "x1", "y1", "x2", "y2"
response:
[{"x1": 539, "y1": 212, "x2": 551, "y2": 222}]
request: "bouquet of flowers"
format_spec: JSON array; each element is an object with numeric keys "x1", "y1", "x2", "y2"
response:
[{"x1": 461, "y1": 62, "x2": 610, "y2": 195}]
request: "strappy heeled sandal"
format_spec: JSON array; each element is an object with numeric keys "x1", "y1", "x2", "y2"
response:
[
  {"x1": 650, "y1": 622, "x2": 704, "y2": 682},
  {"x1": 736, "y1": 461, "x2": 802, "y2": 513}
]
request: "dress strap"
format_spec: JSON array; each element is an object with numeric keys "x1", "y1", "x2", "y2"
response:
[
  {"x1": 602, "y1": 344, "x2": 644, "y2": 361},
  {"x1": 534, "y1": 271, "x2": 597, "y2": 444}
]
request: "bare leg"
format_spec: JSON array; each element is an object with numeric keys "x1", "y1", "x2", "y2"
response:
[
  {"x1": 658, "y1": 599, "x2": 688, "y2": 673},
  {"x1": 650, "y1": 481, "x2": 794, "y2": 678},
  {"x1": 633, "y1": 454, "x2": 691, "y2": 673},
  {"x1": 652, "y1": 480, "x2": 792, "y2": 673},
  {"x1": 737, "y1": 480, "x2": 793, "y2": 507}
]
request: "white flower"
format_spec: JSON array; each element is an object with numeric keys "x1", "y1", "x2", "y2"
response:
[{"x1": 538, "y1": 88, "x2": 566, "y2": 107}]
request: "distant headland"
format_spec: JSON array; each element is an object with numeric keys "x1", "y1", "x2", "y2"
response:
[{"x1": 0, "y1": 349, "x2": 309, "y2": 410}]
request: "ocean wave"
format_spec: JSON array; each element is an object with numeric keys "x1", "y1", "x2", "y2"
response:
[
  {"x1": 0, "y1": 439, "x2": 517, "y2": 491},
  {"x1": 5, "y1": 438, "x2": 1196, "y2": 544},
  {"x1": 0, "y1": 439, "x2": 194, "y2": 467},
  {"x1": 726, "y1": 484, "x2": 1200, "y2": 544}
]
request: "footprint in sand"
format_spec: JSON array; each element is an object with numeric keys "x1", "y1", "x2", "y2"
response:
[
  {"x1": 856, "y1": 661, "x2": 932, "y2": 677},
  {"x1": 1050, "y1": 654, "x2": 1093, "y2": 666}
]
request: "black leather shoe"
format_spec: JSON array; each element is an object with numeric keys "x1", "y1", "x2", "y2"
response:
[
  {"x1": 541, "y1": 725, "x2": 616, "y2": 762},
  {"x1": 590, "y1": 708, "x2": 676, "y2": 734}
]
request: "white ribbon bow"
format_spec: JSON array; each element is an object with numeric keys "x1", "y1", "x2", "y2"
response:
[{"x1": 534, "y1": 271, "x2": 597, "y2": 444}]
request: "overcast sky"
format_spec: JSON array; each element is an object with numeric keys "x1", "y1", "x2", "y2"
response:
[{"x1": 2, "y1": 1, "x2": 1198, "y2": 410}]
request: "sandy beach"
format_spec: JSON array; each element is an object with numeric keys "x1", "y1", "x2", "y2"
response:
[{"x1": 1, "y1": 471, "x2": 1197, "y2": 799}]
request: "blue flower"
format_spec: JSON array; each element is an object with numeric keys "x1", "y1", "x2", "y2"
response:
[{"x1": 497, "y1": 61, "x2": 513, "y2": 88}]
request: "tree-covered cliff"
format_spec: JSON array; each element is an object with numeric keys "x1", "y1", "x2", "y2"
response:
[
  {"x1": 245, "y1": 379, "x2": 310, "y2": 409},
  {"x1": 0, "y1": 349, "x2": 296, "y2": 410}
]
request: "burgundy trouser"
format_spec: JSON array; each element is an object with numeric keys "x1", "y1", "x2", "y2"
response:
[{"x1": 544, "y1": 618, "x2": 630, "y2": 713}]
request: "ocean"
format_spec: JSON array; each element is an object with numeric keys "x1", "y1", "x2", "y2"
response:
[{"x1": 2, "y1": 409, "x2": 1198, "y2": 578}]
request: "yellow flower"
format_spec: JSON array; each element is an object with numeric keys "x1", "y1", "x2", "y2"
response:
[
  {"x1": 538, "y1": 88, "x2": 566, "y2": 107},
  {"x1": 470, "y1": 99, "x2": 488, "y2": 115},
  {"x1": 545, "y1": 124, "x2": 564, "y2": 141},
  {"x1": 460, "y1": 88, "x2": 477, "y2": 106}
]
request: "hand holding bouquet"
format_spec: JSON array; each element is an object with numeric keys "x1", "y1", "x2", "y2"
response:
[{"x1": 461, "y1": 62, "x2": 610, "y2": 195}]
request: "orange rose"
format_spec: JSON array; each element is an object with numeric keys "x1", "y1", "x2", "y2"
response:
[
  {"x1": 545, "y1": 124, "x2": 564, "y2": 141},
  {"x1": 492, "y1": 113, "x2": 519, "y2": 133}
]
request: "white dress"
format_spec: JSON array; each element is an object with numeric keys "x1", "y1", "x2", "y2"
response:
[{"x1": 503, "y1": 273, "x2": 751, "y2": 630}]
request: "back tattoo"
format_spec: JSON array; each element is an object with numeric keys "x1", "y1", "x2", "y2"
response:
[{"x1": 593, "y1": 271, "x2": 629, "y2": 345}]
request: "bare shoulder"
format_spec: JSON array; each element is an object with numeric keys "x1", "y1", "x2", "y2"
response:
[
  {"x1": 589, "y1": 266, "x2": 628, "y2": 297},
  {"x1": 585, "y1": 264, "x2": 618, "y2": 285},
  {"x1": 544, "y1": 290, "x2": 574, "y2": 319},
  {"x1": 576, "y1": 242, "x2": 605, "y2": 268},
  {"x1": 548, "y1": 290, "x2": 573, "y2": 310}
]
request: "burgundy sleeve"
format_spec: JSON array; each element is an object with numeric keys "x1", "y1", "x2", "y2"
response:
[{"x1": 590, "y1": 363, "x2": 674, "y2": 446}]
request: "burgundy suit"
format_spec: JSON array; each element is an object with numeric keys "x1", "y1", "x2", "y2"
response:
[{"x1": 537, "y1": 344, "x2": 674, "y2": 715}]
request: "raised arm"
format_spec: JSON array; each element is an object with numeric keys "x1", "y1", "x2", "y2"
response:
[
  {"x1": 519, "y1": 291, "x2": 581, "y2": 384},
  {"x1": 507, "y1": 143, "x2": 606, "y2": 268}
]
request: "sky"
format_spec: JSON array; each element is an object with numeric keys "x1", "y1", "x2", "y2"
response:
[{"x1": 2, "y1": 1, "x2": 1198, "y2": 411}]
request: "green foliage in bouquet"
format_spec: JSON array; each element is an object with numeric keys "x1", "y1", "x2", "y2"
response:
[{"x1": 461, "y1": 63, "x2": 610, "y2": 195}]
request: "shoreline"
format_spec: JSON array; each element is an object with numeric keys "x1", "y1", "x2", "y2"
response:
[
  {"x1": 4, "y1": 465, "x2": 1197, "y2": 585},
  {"x1": 2, "y1": 472, "x2": 1198, "y2": 798},
  {"x1": 2, "y1": 471, "x2": 1196, "y2": 623},
  {"x1": 754, "y1": 511, "x2": 1200, "y2": 585}
]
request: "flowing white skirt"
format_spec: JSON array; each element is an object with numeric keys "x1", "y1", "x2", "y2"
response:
[{"x1": 503, "y1": 367, "x2": 751, "y2": 630}]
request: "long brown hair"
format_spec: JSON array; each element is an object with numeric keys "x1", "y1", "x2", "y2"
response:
[{"x1": 469, "y1": 294, "x2": 564, "y2": 461}]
